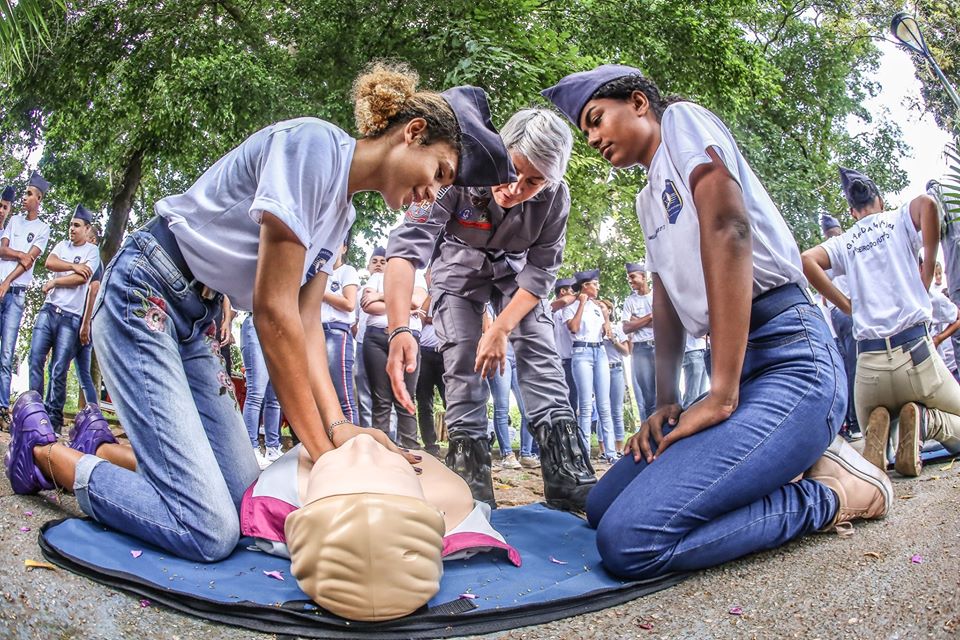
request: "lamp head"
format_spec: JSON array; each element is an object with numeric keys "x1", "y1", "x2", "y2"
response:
[{"x1": 891, "y1": 12, "x2": 928, "y2": 56}]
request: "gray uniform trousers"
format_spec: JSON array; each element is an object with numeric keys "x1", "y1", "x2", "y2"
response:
[{"x1": 432, "y1": 290, "x2": 574, "y2": 439}]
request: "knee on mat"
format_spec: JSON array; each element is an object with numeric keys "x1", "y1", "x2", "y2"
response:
[
  {"x1": 595, "y1": 518, "x2": 668, "y2": 580},
  {"x1": 180, "y1": 510, "x2": 241, "y2": 562}
]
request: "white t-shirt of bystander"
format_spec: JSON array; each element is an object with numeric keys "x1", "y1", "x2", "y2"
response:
[
  {"x1": 0, "y1": 215, "x2": 50, "y2": 287},
  {"x1": 930, "y1": 288, "x2": 958, "y2": 372},
  {"x1": 621, "y1": 291, "x2": 653, "y2": 343},
  {"x1": 320, "y1": 263, "x2": 360, "y2": 325},
  {"x1": 45, "y1": 240, "x2": 101, "y2": 316},
  {"x1": 561, "y1": 298, "x2": 606, "y2": 343},
  {"x1": 362, "y1": 270, "x2": 427, "y2": 332}
]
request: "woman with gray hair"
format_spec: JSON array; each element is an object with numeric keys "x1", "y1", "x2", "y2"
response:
[{"x1": 382, "y1": 107, "x2": 598, "y2": 512}]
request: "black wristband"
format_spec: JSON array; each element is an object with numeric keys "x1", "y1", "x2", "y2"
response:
[{"x1": 388, "y1": 326, "x2": 413, "y2": 343}]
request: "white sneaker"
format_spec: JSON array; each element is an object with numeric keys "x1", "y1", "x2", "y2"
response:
[
  {"x1": 520, "y1": 455, "x2": 541, "y2": 469},
  {"x1": 501, "y1": 453, "x2": 522, "y2": 470},
  {"x1": 264, "y1": 446, "x2": 283, "y2": 464},
  {"x1": 253, "y1": 447, "x2": 269, "y2": 470}
]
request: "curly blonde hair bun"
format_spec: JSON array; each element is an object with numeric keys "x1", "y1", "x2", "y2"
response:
[{"x1": 352, "y1": 61, "x2": 419, "y2": 137}]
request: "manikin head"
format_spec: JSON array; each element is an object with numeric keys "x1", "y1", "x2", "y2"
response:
[{"x1": 285, "y1": 434, "x2": 446, "y2": 622}]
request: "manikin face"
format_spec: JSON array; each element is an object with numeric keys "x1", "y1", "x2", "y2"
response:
[
  {"x1": 22, "y1": 187, "x2": 41, "y2": 214},
  {"x1": 307, "y1": 434, "x2": 423, "y2": 502},
  {"x1": 579, "y1": 92, "x2": 661, "y2": 169},
  {"x1": 491, "y1": 151, "x2": 548, "y2": 209},
  {"x1": 381, "y1": 118, "x2": 458, "y2": 211},
  {"x1": 368, "y1": 255, "x2": 386, "y2": 273},
  {"x1": 627, "y1": 271, "x2": 648, "y2": 293}
]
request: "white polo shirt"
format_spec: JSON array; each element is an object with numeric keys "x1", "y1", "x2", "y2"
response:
[
  {"x1": 604, "y1": 324, "x2": 628, "y2": 364},
  {"x1": 320, "y1": 263, "x2": 360, "y2": 325},
  {"x1": 561, "y1": 299, "x2": 606, "y2": 343},
  {"x1": 822, "y1": 204, "x2": 930, "y2": 341},
  {"x1": 621, "y1": 291, "x2": 653, "y2": 342},
  {"x1": 45, "y1": 240, "x2": 101, "y2": 316},
  {"x1": 156, "y1": 118, "x2": 357, "y2": 311},
  {"x1": 362, "y1": 270, "x2": 427, "y2": 332},
  {"x1": 636, "y1": 102, "x2": 806, "y2": 338},
  {"x1": 0, "y1": 215, "x2": 50, "y2": 287},
  {"x1": 930, "y1": 288, "x2": 958, "y2": 371}
]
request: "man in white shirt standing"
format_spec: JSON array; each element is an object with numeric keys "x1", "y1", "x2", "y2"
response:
[
  {"x1": 621, "y1": 262, "x2": 654, "y2": 421},
  {"x1": 28, "y1": 204, "x2": 100, "y2": 434},
  {"x1": 0, "y1": 174, "x2": 51, "y2": 429}
]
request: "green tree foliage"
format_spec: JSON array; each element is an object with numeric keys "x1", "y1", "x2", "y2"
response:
[{"x1": 0, "y1": 0, "x2": 923, "y2": 315}]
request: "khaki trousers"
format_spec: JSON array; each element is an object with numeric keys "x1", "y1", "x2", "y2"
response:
[{"x1": 854, "y1": 336, "x2": 960, "y2": 452}]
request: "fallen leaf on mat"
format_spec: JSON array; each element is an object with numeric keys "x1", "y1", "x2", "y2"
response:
[
  {"x1": 939, "y1": 459, "x2": 955, "y2": 472},
  {"x1": 548, "y1": 556, "x2": 568, "y2": 565},
  {"x1": 130, "y1": 550, "x2": 143, "y2": 559},
  {"x1": 24, "y1": 559, "x2": 56, "y2": 571},
  {"x1": 863, "y1": 551, "x2": 881, "y2": 559},
  {"x1": 263, "y1": 570, "x2": 285, "y2": 581},
  {"x1": 458, "y1": 593, "x2": 477, "y2": 600}
]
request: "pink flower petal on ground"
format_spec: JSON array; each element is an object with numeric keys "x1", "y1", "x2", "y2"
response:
[
  {"x1": 131, "y1": 550, "x2": 143, "y2": 559},
  {"x1": 459, "y1": 593, "x2": 477, "y2": 599},
  {"x1": 548, "y1": 556, "x2": 568, "y2": 565},
  {"x1": 638, "y1": 621, "x2": 654, "y2": 630},
  {"x1": 911, "y1": 554, "x2": 923, "y2": 564},
  {"x1": 139, "y1": 599, "x2": 151, "y2": 608},
  {"x1": 19, "y1": 527, "x2": 30, "y2": 532},
  {"x1": 263, "y1": 570, "x2": 285, "y2": 581},
  {"x1": 24, "y1": 511, "x2": 33, "y2": 517},
  {"x1": 729, "y1": 606, "x2": 743, "y2": 615}
]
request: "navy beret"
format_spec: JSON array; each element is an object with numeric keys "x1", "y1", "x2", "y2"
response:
[
  {"x1": 28, "y1": 172, "x2": 50, "y2": 195},
  {"x1": 574, "y1": 268, "x2": 600, "y2": 284},
  {"x1": 625, "y1": 261, "x2": 646, "y2": 274},
  {"x1": 1, "y1": 186, "x2": 14, "y2": 202},
  {"x1": 839, "y1": 167, "x2": 879, "y2": 208},
  {"x1": 73, "y1": 204, "x2": 93, "y2": 224},
  {"x1": 441, "y1": 86, "x2": 516, "y2": 187},
  {"x1": 819, "y1": 213, "x2": 841, "y2": 235},
  {"x1": 541, "y1": 64, "x2": 643, "y2": 127},
  {"x1": 554, "y1": 277, "x2": 576, "y2": 293},
  {"x1": 372, "y1": 246, "x2": 386, "y2": 258}
]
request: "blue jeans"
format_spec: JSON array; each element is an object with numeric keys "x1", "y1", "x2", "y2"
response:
[
  {"x1": 80, "y1": 230, "x2": 260, "y2": 562},
  {"x1": 74, "y1": 341, "x2": 98, "y2": 405},
  {"x1": 609, "y1": 363, "x2": 626, "y2": 443},
  {"x1": 830, "y1": 306, "x2": 858, "y2": 429},
  {"x1": 240, "y1": 315, "x2": 281, "y2": 449},
  {"x1": 324, "y1": 324, "x2": 357, "y2": 424},
  {"x1": 586, "y1": 300, "x2": 843, "y2": 579},
  {"x1": 681, "y1": 349, "x2": 708, "y2": 408},
  {"x1": 571, "y1": 344, "x2": 615, "y2": 454},
  {"x1": 487, "y1": 351, "x2": 537, "y2": 457},
  {"x1": 29, "y1": 304, "x2": 81, "y2": 432},
  {"x1": 354, "y1": 339, "x2": 373, "y2": 428},
  {"x1": 631, "y1": 342, "x2": 656, "y2": 420},
  {"x1": 0, "y1": 289, "x2": 26, "y2": 409}
]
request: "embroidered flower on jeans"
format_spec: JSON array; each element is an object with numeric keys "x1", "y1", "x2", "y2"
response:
[
  {"x1": 218, "y1": 369, "x2": 238, "y2": 404},
  {"x1": 133, "y1": 288, "x2": 168, "y2": 333}
]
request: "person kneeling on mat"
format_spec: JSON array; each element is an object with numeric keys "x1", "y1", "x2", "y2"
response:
[
  {"x1": 383, "y1": 108, "x2": 596, "y2": 511},
  {"x1": 243, "y1": 433, "x2": 519, "y2": 621}
]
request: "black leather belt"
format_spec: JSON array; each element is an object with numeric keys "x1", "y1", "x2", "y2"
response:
[
  {"x1": 572, "y1": 341, "x2": 602, "y2": 348},
  {"x1": 749, "y1": 283, "x2": 812, "y2": 333},
  {"x1": 609, "y1": 362, "x2": 623, "y2": 369},
  {"x1": 144, "y1": 216, "x2": 195, "y2": 283},
  {"x1": 857, "y1": 324, "x2": 927, "y2": 355},
  {"x1": 43, "y1": 303, "x2": 80, "y2": 319},
  {"x1": 421, "y1": 345, "x2": 439, "y2": 353},
  {"x1": 7, "y1": 285, "x2": 26, "y2": 294},
  {"x1": 322, "y1": 321, "x2": 351, "y2": 333}
]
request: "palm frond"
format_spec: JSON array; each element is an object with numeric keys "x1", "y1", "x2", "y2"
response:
[{"x1": 0, "y1": 0, "x2": 66, "y2": 74}]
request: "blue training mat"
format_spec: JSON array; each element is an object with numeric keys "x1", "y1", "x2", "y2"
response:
[{"x1": 40, "y1": 503, "x2": 686, "y2": 639}]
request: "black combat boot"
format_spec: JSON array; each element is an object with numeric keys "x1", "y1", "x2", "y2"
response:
[
  {"x1": 446, "y1": 434, "x2": 496, "y2": 508},
  {"x1": 534, "y1": 413, "x2": 596, "y2": 512}
]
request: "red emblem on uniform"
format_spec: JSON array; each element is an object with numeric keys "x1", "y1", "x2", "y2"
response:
[{"x1": 405, "y1": 201, "x2": 431, "y2": 224}]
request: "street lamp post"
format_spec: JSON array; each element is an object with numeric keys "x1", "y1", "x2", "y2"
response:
[{"x1": 891, "y1": 12, "x2": 960, "y2": 112}]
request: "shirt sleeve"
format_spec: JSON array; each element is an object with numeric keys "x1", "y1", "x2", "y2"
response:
[
  {"x1": 51, "y1": 240, "x2": 67, "y2": 260},
  {"x1": 820, "y1": 235, "x2": 847, "y2": 278},
  {"x1": 413, "y1": 269, "x2": 428, "y2": 292},
  {"x1": 363, "y1": 272, "x2": 384, "y2": 295},
  {"x1": 341, "y1": 265, "x2": 360, "y2": 289},
  {"x1": 660, "y1": 103, "x2": 742, "y2": 192},
  {"x1": 516, "y1": 182, "x2": 570, "y2": 298},
  {"x1": 249, "y1": 122, "x2": 338, "y2": 249},
  {"x1": 560, "y1": 300, "x2": 579, "y2": 322},
  {"x1": 33, "y1": 223, "x2": 50, "y2": 254},
  {"x1": 91, "y1": 264, "x2": 104, "y2": 283},
  {"x1": 1, "y1": 218, "x2": 12, "y2": 242},
  {"x1": 385, "y1": 188, "x2": 455, "y2": 269}
]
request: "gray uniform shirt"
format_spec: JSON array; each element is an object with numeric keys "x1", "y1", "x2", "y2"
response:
[{"x1": 386, "y1": 183, "x2": 570, "y2": 301}]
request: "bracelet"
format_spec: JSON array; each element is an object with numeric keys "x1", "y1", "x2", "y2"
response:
[
  {"x1": 326, "y1": 418, "x2": 351, "y2": 441},
  {"x1": 388, "y1": 326, "x2": 413, "y2": 343}
]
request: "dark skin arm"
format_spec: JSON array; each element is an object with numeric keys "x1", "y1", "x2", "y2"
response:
[
  {"x1": 46, "y1": 253, "x2": 93, "y2": 279},
  {"x1": 550, "y1": 293, "x2": 576, "y2": 313},
  {"x1": 0, "y1": 245, "x2": 41, "y2": 299},
  {"x1": 622, "y1": 312, "x2": 653, "y2": 333},
  {"x1": 646, "y1": 147, "x2": 754, "y2": 459},
  {"x1": 933, "y1": 311, "x2": 960, "y2": 348},
  {"x1": 79, "y1": 281, "x2": 101, "y2": 345},
  {"x1": 801, "y1": 247, "x2": 850, "y2": 315},
  {"x1": 911, "y1": 194, "x2": 940, "y2": 291}
]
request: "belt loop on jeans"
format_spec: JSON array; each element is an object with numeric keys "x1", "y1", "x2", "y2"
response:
[
  {"x1": 749, "y1": 283, "x2": 810, "y2": 333},
  {"x1": 856, "y1": 323, "x2": 927, "y2": 355},
  {"x1": 143, "y1": 215, "x2": 196, "y2": 284},
  {"x1": 609, "y1": 362, "x2": 623, "y2": 369},
  {"x1": 322, "y1": 321, "x2": 351, "y2": 334},
  {"x1": 572, "y1": 341, "x2": 602, "y2": 348}
]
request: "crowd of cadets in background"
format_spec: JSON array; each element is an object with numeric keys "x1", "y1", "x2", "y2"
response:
[{"x1": 2, "y1": 172, "x2": 958, "y2": 473}]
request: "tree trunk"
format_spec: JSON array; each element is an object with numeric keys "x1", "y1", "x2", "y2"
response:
[{"x1": 101, "y1": 147, "x2": 145, "y2": 264}]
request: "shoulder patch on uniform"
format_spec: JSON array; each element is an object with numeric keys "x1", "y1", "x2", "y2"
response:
[
  {"x1": 662, "y1": 179, "x2": 683, "y2": 224},
  {"x1": 405, "y1": 200, "x2": 433, "y2": 224},
  {"x1": 305, "y1": 248, "x2": 334, "y2": 281}
]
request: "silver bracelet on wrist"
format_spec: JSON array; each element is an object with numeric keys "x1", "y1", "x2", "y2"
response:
[{"x1": 326, "y1": 418, "x2": 351, "y2": 441}]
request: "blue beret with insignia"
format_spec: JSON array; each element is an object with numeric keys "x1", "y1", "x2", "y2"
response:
[
  {"x1": 625, "y1": 261, "x2": 646, "y2": 274},
  {"x1": 541, "y1": 64, "x2": 643, "y2": 127},
  {"x1": 839, "y1": 167, "x2": 879, "y2": 208},
  {"x1": 73, "y1": 204, "x2": 93, "y2": 223},
  {"x1": 554, "y1": 277, "x2": 576, "y2": 294},
  {"x1": 441, "y1": 86, "x2": 516, "y2": 188},
  {"x1": 574, "y1": 268, "x2": 600, "y2": 284},
  {"x1": 28, "y1": 172, "x2": 50, "y2": 195}
]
